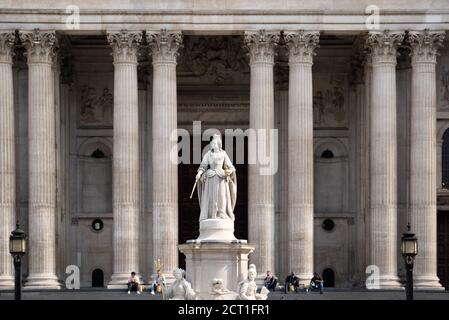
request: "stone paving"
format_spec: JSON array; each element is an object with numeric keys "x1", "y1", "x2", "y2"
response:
[{"x1": 0, "y1": 289, "x2": 448, "y2": 300}]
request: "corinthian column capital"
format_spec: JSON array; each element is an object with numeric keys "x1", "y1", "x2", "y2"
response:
[
  {"x1": 284, "y1": 31, "x2": 320, "y2": 64},
  {"x1": 146, "y1": 29, "x2": 183, "y2": 65},
  {"x1": 19, "y1": 29, "x2": 57, "y2": 64},
  {"x1": 0, "y1": 31, "x2": 15, "y2": 64},
  {"x1": 244, "y1": 30, "x2": 280, "y2": 64},
  {"x1": 365, "y1": 30, "x2": 405, "y2": 64},
  {"x1": 107, "y1": 30, "x2": 142, "y2": 64},
  {"x1": 408, "y1": 29, "x2": 445, "y2": 64}
]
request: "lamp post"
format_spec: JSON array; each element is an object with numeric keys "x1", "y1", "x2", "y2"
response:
[
  {"x1": 9, "y1": 223, "x2": 27, "y2": 300},
  {"x1": 401, "y1": 223, "x2": 418, "y2": 301}
]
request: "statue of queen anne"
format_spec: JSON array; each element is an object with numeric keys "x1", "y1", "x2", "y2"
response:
[{"x1": 195, "y1": 134, "x2": 237, "y2": 221}]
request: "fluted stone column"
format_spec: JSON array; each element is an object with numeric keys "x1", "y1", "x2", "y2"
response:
[
  {"x1": 284, "y1": 31, "x2": 319, "y2": 285},
  {"x1": 244, "y1": 30, "x2": 279, "y2": 279},
  {"x1": 275, "y1": 83, "x2": 289, "y2": 281},
  {"x1": 365, "y1": 30, "x2": 404, "y2": 289},
  {"x1": 0, "y1": 31, "x2": 16, "y2": 288},
  {"x1": 363, "y1": 54, "x2": 373, "y2": 277},
  {"x1": 147, "y1": 30, "x2": 182, "y2": 278},
  {"x1": 408, "y1": 30, "x2": 445, "y2": 290},
  {"x1": 107, "y1": 30, "x2": 142, "y2": 287},
  {"x1": 20, "y1": 29, "x2": 61, "y2": 289}
]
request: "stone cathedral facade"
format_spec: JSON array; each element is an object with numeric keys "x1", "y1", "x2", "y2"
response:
[{"x1": 0, "y1": 1, "x2": 449, "y2": 290}]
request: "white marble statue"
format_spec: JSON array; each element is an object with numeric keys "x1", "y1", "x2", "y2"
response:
[
  {"x1": 210, "y1": 278, "x2": 239, "y2": 300},
  {"x1": 195, "y1": 134, "x2": 237, "y2": 221},
  {"x1": 238, "y1": 265, "x2": 269, "y2": 300},
  {"x1": 166, "y1": 268, "x2": 197, "y2": 300}
]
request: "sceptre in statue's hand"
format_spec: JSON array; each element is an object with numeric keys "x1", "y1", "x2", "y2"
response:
[
  {"x1": 189, "y1": 179, "x2": 198, "y2": 199},
  {"x1": 190, "y1": 170, "x2": 203, "y2": 199}
]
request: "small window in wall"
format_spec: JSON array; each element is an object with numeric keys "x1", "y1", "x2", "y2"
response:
[
  {"x1": 92, "y1": 219, "x2": 104, "y2": 232},
  {"x1": 321, "y1": 149, "x2": 334, "y2": 159},
  {"x1": 322, "y1": 268, "x2": 335, "y2": 287},
  {"x1": 92, "y1": 269, "x2": 104, "y2": 287},
  {"x1": 91, "y1": 148, "x2": 105, "y2": 159},
  {"x1": 443, "y1": 129, "x2": 449, "y2": 188},
  {"x1": 322, "y1": 219, "x2": 335, "y2": 231}
]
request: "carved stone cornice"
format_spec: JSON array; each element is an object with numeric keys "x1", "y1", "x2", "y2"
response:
[
  {"x1": 0, "y1": 30, "x2": 15, "y2": 64},
  {"x1": 407, "y1": 29, "x2": 445, "y2": 64},
  {"x1": 365, "y1": 30, "x2": 405, "y2": 65},
  {"x1": 146, "y1": 29, "x2": 183, "y2": 65},
  {"x1": 243, "y1": 30, "x2": 280, "y2": 64},
  {"x1": 178, "y1": 102, "x2": 249, "y2": 112},
  {"x1": 19, "y1": 29, "x2": 57, "y2": 64},
  {"x1": 107, "y1": 30, "x2": 142, "y2": 64},
  {"x1": 284, "y1": 31, "x2": 320, "y2": 65}
]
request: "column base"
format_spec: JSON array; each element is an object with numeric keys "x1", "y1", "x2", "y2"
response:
[
  {"x1": 24, "y1": 274, "x2": 62, "y2": 290},
  {"x1": 413, "y1": 275, "x2": 444, "y2": 291},
  {"x1": 108, "y1": 273, "x2": 134, "y2": 289},
  {"x1": 0, "y1": 275, "x2": 14, "y2": 289}
]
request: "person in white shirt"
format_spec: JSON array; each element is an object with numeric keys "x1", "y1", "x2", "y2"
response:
[{"x1": 127, "y1": 272, "x2": 141, "y2": 294}]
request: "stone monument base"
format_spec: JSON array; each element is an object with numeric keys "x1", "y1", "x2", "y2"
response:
[
  {"x1": 178, "y1": 242, "x2": 255, "y2": 300},
  {"x1": 191, "y1": 219, "x2": 238, "y2": 243}
]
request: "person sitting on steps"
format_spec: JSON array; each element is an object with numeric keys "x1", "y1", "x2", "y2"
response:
[
  {"x1": 307, "y1": 272, "x2": 324, "y2": 294},
  {"x1": 127, "y1": 272, "x2": 141, "y2": 294},
  {"x1": 148, "y1": 269, "x2": 166, "y2": 295},
  {"x1": 284, "y1": 272, "x2": 300, "y2": 293},
  {"x1": 264, "y1": 270, "x2": 278, "y2": 292}
]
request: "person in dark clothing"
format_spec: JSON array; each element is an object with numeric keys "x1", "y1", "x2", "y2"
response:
[
  {"x1": 264, "y1": 270, "x2": 278, "y2": 291},
  {"x1": 307, "y1": 272, "x2": 324, "y2": 294},
  {"x1": 284, "y1": 272, "x2": 300, "y2": 293}
]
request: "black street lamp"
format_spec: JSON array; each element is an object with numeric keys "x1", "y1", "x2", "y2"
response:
[
  {"x1": 9, "y1": 223, "x2": 27, "y2": 300},
  {"x1": 401, "y1": 223, "x2": 418, "y2": 301}
]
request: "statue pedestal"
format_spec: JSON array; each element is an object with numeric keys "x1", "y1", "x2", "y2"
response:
[
  {"x1": 178, "y1": 242, "x2": 255, "y2": 299},
  {"x1": 194, "y1": 219, "x2": 239, "y2": 243}
]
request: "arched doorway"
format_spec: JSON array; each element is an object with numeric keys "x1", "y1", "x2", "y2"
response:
[
  {"x1": 322, "y1": 268, "x2": 335, "y2": 287},
  {"x1": 92, "y1": 269, "x2": 104, "y2": 287}
]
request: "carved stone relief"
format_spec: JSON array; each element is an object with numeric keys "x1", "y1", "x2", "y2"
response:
[
  {"x1": 79, "y1": 85, "x2": 113, "y2": 127},
  {"x1": 313, "y1": 74, "x2": 347, "y2": 128},
  {"x1": 178, "y1": 36, "x2": 249, "y2": 85}
]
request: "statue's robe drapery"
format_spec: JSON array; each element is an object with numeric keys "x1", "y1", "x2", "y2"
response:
[{"x1": 197, "y1": 149, "x2": 236, "y2": 221}]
